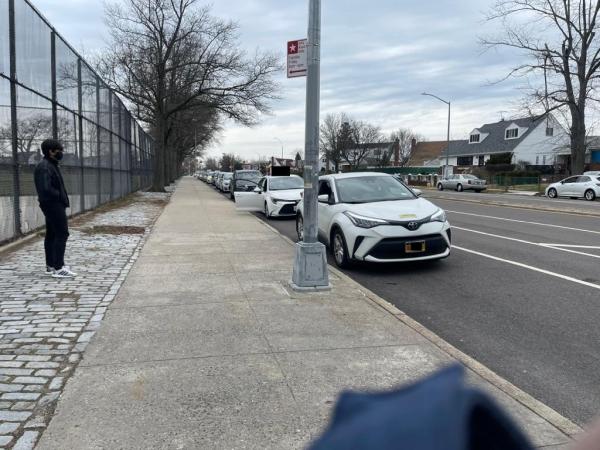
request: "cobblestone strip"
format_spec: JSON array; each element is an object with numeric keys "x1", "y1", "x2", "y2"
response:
[{"x1": 0, "y1": 192, "x2": 169, "y2": 449}]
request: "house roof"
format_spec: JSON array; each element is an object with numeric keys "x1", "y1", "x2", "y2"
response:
[
  {"x1": 445, "y1": 116, "x2": 548, "y2": 157},
  {"x1": 408, "y1": 140, "x2": 460, "y2": 166}
]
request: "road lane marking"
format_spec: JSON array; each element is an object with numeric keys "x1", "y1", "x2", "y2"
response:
[
  {"x1": 540, "y1": 244, "x2": 600, "y2": 249},
  {"x1": 447, "y1": 210, "x2": 600, "y2": 235},
  {"x1": 452, "y1": 226, "x2": 600, "y2": 260},
  {"x1": 452, "y1": 245, "x2": 600, "y2": 291}
]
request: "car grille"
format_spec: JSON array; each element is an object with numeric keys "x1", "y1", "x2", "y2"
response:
[
  {"x1": 279, "y1": 203, "x2": 297, "y2": 215},
  {"x1": 367, "y1": 234, "x2": 448, "y2": 260}
]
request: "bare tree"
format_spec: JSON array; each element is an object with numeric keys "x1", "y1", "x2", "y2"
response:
[
  {"x1": 97, "y1": 0, "x2": 281, "y2": 191},
  {"x1": 319, "y1": 112, "x2": 349, "y2": 172},
  {"x1": 389, "y1": 129, "x2": 420, "y2": 167},
  {"x1": 340, "y1": 120, "x2": 384, "y2": 170},
  {"x1": 204, "y1": 156, "x2": 219, "y2": 170},
  {"x1": 482, "y1": 0, "x2": 600, "y2": 174}
]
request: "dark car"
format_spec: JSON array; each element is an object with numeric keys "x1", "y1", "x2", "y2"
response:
[{"x1": 230, "y1": 170, "x2": 262, "y2": 200}]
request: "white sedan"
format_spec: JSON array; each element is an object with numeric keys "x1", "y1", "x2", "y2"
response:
[
  {"x1": 295, "y1": 172, "x2": 451, "y2": 268},
  {"x1": 545, "y1": 175, "x2": 600, "y2": 201},
  {"x1": 235, "y1": 175, "x2": 304, "y2": 218}
]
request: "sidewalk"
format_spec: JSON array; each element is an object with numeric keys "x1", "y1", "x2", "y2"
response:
[{"x1": 36, "y1": 178, "x2": 576, "y2": 449}]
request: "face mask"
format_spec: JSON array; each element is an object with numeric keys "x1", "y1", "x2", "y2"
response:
[{"x1": 54, "y1": 151, "x2": 64, "y2": 161}]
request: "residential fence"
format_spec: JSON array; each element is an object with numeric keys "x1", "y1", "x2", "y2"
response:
[{"x1": 0, "y1": 0, "x2": 154, "y2": 244}]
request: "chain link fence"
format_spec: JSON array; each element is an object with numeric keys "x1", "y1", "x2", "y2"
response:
[{"x1": 0, "y1": 0, "x2": 154, "y2": 244}]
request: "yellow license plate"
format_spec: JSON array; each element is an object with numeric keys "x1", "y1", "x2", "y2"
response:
[{"x1": 405, "y1": 241, "x2": 426, "y2": 253}]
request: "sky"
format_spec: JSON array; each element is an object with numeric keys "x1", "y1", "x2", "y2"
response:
[{"x1": 31, "y1": 0, "x2": 531, "y2": 162}]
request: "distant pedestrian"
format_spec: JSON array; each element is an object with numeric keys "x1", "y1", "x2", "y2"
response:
[{"x1": 34, "y1": 139, "x2": 77, "y2": 278}]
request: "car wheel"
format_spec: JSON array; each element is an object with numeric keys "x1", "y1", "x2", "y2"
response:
[
  {"x1": 456, "y1": 183, "x2": 463, "y2": 192},
  {"x1": 584, "y1": 189, "x2": 596, "y2": 201},
  {"x1": 437, "y1": 183, "x2": 444, "y2": 191},
  {"x1": 230, "y1": 190, "x2": 234, "y2": 200},
  {"x1": 547, "y1": 188, "x2": 557, "y2": 198},
  {"x1": 296, "y1": 215, "x2": 304, "y2": 241},
  {"x1": 332, "y1": 228, "x2": 350, "y2": 269}
]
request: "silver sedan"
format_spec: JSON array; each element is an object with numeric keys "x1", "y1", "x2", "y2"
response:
[{"x1": 437, "y1": 174, "x2": 486, "y2": 192}]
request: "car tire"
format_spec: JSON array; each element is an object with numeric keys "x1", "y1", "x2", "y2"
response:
[
  {"x1": 547, "y1": 188, "x2": 557, "y2": 198},
  {"x1": 437, "y1": 183, "x2": 444, "y2": 191},
  {"x1": 230, "y1": 190, "x2": 234, "y2": 200},
  {"x1": 331, "y1": 228, "x2": 351, "y2": 269},
  {"x1": 264, "y1": 202, "x2": 271, "y2": 218},
  {"x1": 456, "y1": 183, "x2": 463, "y2": 192},
  {"x1": 584, "y1": 189, "x2": 596, "y2": 201},
  {"x1": 296, "y1": 215, "x2": 304, "y2": 241}
]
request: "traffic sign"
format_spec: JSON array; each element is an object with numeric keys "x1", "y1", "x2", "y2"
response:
[{"x1": 287, "y1": 39, "x2": 307, "y2": 78}]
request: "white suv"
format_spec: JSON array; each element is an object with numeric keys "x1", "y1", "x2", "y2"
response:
[{"x1": 295, "y1": 172, "x2": 451, "y2": 268}]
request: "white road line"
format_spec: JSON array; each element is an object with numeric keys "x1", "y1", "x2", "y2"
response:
[
  {"x1": 540, "y1": 244, "x2": 600, "y2": 249},
  {"x1": 452, "y1": 245, "x2": 600, "y2": 291},
  {"x1": 446, "y1": 210, "x2": 600, "y2": 235},
  {"x1": 452, "y1": 226, "x2": 600, "y2": 260}
]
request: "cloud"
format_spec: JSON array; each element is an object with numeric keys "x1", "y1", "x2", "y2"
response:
[{"x1": 29, "y1": 0, "x2": 540, "y2": 162}]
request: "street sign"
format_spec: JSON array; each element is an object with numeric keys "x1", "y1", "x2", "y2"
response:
[{"x1": 287, "y1": 39, "x2": 307, "y2": 78}]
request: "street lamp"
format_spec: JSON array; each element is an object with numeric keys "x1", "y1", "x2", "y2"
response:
[
  {"x1": 421, "y1": 92, "x2": 451, "y2": 177},
  {"x1": 273, "y1": 137, "x2": 284, "y2": 159},
  {"x1": 291, "y1": 0, "x2": 329, "y2": 291}
]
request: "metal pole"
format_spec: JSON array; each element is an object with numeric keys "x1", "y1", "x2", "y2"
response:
[
  {"x1": 446, "y1": 101, "x2": 451, "y2": 177},
  {"x1": 291, "y1": 0, "x2": 329, "y2": 291},
  {"x1": 8, "y1": 0, "x2": 22, "y2": 237}
]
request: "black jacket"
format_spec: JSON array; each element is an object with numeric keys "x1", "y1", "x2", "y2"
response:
[{"x1": 34, "y1": 157, "x2": 70, "y2": 208}]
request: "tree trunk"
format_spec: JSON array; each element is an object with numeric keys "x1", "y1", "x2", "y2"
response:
[
  {"x1": 151, "y1": 116, "x2": 167, "y2": 192},
  {"x1": 569, "y1": 108, "x2": 586, "y2": 175}
]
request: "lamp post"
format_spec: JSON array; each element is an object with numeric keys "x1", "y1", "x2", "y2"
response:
[
  {"x1": 274, "y1": 137, "x2": 284, "y2": 159},
  {"x1": 422, "y1": 92, "x2": 451, "y2": 177},
  {"x1": 291, "y1": 0, "x2": 329, "y2": 291}
]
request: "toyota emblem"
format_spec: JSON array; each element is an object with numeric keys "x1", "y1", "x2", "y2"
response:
[{"x1": 407, "y1": 221, "x2": 419, "y2": 231}]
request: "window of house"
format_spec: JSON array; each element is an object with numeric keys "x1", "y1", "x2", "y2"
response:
[
  {"x1": 542, "y1": 155, "x2": 546, "y2": 165},
  {"x1": 536, "y1": 156, "x2": 539, "y2": 165},
  {"x1": 457, "y1": 156, "x2": 473, "y2": 166},
  {"x1": 505, "y1": 128, "x2": 519, "y2": 139},
  {"x1": 469, "y1": 134, "x2": 480, "y2": 143},
  {"x1": 546, "y1": 127, "x2": 554, "y2": 136}
]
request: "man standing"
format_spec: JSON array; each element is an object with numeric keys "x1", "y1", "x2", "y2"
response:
[{"x1": 34, "y1": 139, "x2": 77, "y2": 278}]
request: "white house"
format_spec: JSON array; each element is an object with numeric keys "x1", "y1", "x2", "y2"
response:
[{"x1": 443, "y1": 114, "x2": 569, "y2": 168}]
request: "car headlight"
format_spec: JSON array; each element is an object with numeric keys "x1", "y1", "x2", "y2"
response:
[
  {"x1": 271, "y1": 198, "x2": 285, "y2": 204},
  {"x1": 343, "y1": 211, "x2": 389, "y2": 228},
  {"x1": 430, "y1": 209, "x2": 447, "y2": 223}
]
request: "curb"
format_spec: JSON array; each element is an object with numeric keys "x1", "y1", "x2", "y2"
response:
[
  {"x1": 253, "y1": 214, "x2": 583, "y2": 439},
  {"x1": 0, "y1": 232, "x2": 43, "y2": 256},
  {"x1": 425, "y1": 194, "x2": 600, "y2": 218}
]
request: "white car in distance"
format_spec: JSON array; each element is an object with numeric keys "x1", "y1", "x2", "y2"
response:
[
  {"x1": 295, "y1": 172, "x2": 451, "y2": 268},
  {"x1": 545, "y1": 174, "x2": 600, "y2": 201},
  {"x1": 235, "y1": 175, "x2": 304, "y2": 218}
]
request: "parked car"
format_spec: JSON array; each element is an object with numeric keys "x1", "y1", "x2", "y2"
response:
[
  {"x1": 437, "y1": 174, "x2": 486, "y2": 192},
  {"x1": 294, "y1": 172, "x2": 451, "y2": 268},
  {"x1": 545, "y1": 175, "x2": 600, "y2": 201},
  {"x1": 234, "y1": 175, "x2": 304, "y2": 218},
  {"x1": 221, "y1": 172, "x2": 233, "y2": 192},
  {"x1": 211, "y1": 171, "x2": 221, "y2": 186},
  {"x1": 583, "y1": 170, "x2": 600, "y2": 176},
  {"x1": 216, "y1": 172, "x2": 226, "y2": 190},
  {"x1": 206, "y1": 171, "x2": 215, "y2": 184},
  {"x1": 230, "y1": 170, "x2": 263, "y2": 200}
]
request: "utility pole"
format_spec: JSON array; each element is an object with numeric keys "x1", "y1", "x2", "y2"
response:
[
  {"x1": 291, "y1": 0, "x2": 329, "y2": 291},
  {"x1": 274, "y1": 137, "x2": 284, "y2": 159},
  {"x1": 422, "y1": 92, "x2": 451, "y2": 177}
]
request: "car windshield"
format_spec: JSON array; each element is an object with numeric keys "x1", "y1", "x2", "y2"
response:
[
  {"x1": 223, "y1": 173, "x2": 233, "y2": 180},
  {"x1": 236, "y1": 171, "x2": 261, "y2": 181},
  {"x1": 270, "y1": 176, "x2": 303, "y2": 190},
  {"x1": 335, "y1": 176, "x2": 416, "y2": 203}
]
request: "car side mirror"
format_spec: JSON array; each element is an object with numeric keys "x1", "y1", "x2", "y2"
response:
[
  {"x1": 253, "y1": 187, "x2": 262, "y2": 193},
  {"x1": 412, "y1": 188, "x2": 423, "y2": 197},
  {"x1": 318, "y1": 194, "x2": 330, "y2": 203}
]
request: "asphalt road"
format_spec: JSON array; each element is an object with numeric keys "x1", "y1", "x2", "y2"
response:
[{"x1": 220, "y1": 188, "x2": 600, "y2": 426}]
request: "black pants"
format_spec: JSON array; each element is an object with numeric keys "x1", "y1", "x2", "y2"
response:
[{"x1": 41, "y1": 203, "x2": 69, "y2": 270}]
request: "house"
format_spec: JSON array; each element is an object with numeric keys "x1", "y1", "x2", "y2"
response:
[
  {"x1": 408, "y1": 140, "x2": 462, "y2": 167},
  {"x1": 333, "y1": 140, "x2": 402, "y2": 171},
  {"x1": 444, "y1": 114, "x2": 569, "y2": 168}
]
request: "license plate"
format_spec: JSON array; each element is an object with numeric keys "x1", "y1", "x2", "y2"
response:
[{"x1": 405, "y1": 241, "x2": 426, "y2": 253}]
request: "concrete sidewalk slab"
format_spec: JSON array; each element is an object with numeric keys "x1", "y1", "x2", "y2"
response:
[{"x1": 37, "y1": 178, "x2": 576, "y2": 450}]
